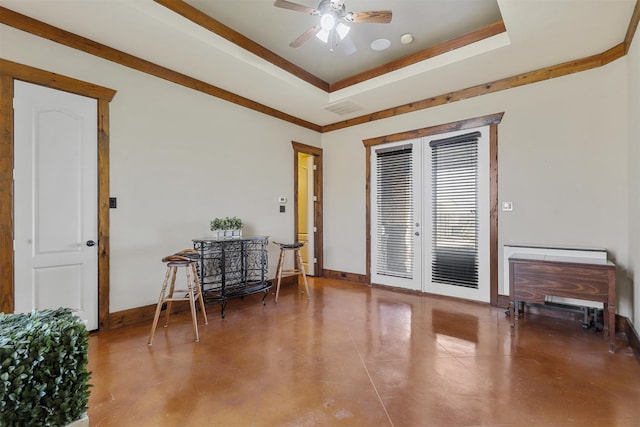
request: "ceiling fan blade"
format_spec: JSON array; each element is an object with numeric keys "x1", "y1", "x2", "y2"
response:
[
  {"x1": 290, "y1": 25, "x2": 321, "y2": 48},
  {"x1": 274, "y1": 0, "x2": 318, "y2": 15},
  {"x1": 347, "y1": 10, "x2": 392, "y2": 24}
]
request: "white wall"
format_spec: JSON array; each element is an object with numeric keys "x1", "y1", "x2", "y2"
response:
[
  {"x1": 0, "y1": 26, "x2": 321, "y2": 312},
  {"x1": 1, "y1": 22, "x2": 636, "y2": 327},
  {"x1": 322, "y1": 60, "x2": 632, "y2": 318},
  {"x1": 628, "y1": 26, "x2": 640, "y2": 331}
]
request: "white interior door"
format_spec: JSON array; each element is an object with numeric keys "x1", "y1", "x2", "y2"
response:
[{"x1": 14, "y1": 81, "x2": 98, "y2": 330}]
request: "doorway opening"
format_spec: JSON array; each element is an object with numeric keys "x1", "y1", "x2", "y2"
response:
[{"x1": 292, "y1": 141, "x2": 323, "y2": 277}]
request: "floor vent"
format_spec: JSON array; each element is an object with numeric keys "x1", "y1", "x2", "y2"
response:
[{"x1": 323, "y1": 100, "x2": 363, "y2": 116}]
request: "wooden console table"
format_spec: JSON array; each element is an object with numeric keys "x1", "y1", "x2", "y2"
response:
[
  {"x1": 508, "y1": 254, "x2": 616, "y2": 352},
  {"x1": 193, "y1": 236, "x2": 272, "y2": 318}
]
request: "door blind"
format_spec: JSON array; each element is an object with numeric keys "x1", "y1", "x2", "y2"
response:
[
  {"x1": 375, "y1": 146, "x2": 413, "y2": 279},
  {"x1": 430, "y1": 131, "x2": 480, "y2": 288}
]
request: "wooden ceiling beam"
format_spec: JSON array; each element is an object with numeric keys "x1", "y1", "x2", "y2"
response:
[
  {"x1": 330, "y1": 20, "x2": 506, "y2": 92},
  {"x1": 322, "y1": 43, "x2": 627, "y2": 133},
  {"x1": 0, "y1": 6, "x2": 322, "y2": 133}
]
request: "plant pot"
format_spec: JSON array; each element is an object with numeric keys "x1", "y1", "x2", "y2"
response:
[
  {"x1": 212, "y1": 229, "x2": 226, "y2": 238},
  {"x1": 66, "y1": 413, "x2": 89, "y2": 427}
]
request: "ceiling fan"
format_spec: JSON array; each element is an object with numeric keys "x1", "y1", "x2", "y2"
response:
[{"x1": 274, "y1": 0, "x2": 392, "y2": 55}]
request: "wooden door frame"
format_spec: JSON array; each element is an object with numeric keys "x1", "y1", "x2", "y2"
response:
[
  {"x1": 363, "y1": 112, "x2": 506, "y2": 307},
  {"x1": 292, "y1": 141, "x2": 323, "y2": 277},
  {"x1": 0, "y1": 59, "x2": 116, "y2": 330}
]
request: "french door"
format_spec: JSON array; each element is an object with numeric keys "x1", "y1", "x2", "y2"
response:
[{"x1": 371, "y1": 127, "x2": 490, "y2": 302}]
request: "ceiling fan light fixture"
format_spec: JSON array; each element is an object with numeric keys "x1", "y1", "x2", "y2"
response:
[
  {"x1": 336, "y1": 22, "x2": 350, "y2": 40},
  {"x1": 316, "y1": 28, "x2": 330, "y2": 43},
  {"x1": 320, "y1": 13, "x2": 335, "y2": 31}
]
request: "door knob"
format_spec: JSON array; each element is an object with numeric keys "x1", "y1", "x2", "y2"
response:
[{"x1": 86, "y1": 240, "x2": 96, "y2": 247}]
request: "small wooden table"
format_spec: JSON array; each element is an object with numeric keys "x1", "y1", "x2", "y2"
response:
[{"x1": 509, "y1": 254, "x2": 616, "y2": 352}]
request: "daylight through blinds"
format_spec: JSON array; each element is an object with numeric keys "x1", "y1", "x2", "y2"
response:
[
  {"x1": 375, "y1": 147, "x2": 413, "y2": 279},
  {"x1": 430, "y1": 132, "x2": 480, "y2": 288}
]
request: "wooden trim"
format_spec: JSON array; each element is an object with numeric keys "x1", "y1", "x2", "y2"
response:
[
  {"x1": 364, "y1": 146, "x2": 372, "y2": 286},
  {"x1": 109, "y1": 304, "x2": 160, "y2": 330},
  {"x1": 322, "y1": 269, "x2": 369, "y2": 284},
  {"x1": 292, "y1": 141, "x2": 322, "y2": 156},
  {"x1": 363, "y1": 112, "x2": 504, "y2": 147},
  {"x1": 109, "y1": 275, "x2": 296, "y2": 329},
  {"x1": 0, "y1": 60, "x2": 114, "y2": 330},
  {"x1": 292, "y1": 141, "x2": 324, "y2": 277},
  {"x1": 155, "y1": 1, "x2": 505, "y2": 94},
  {"x1": 153, "y1": 0, "x2": 330, "y2": 93},
  {"x1": 2, "y1": 4, "x2": 638, "y2": 134},
  {"x1": 496, "y1": 294, "x2": 510, "y2": 309},
  {"x1": 0, "y1": 6, "x2": 321, "y2": 133},
  {"x1": 363, "y1": 113, "x2": 504, "y2": 305},
  {"x1": 97, "y1": 99, "x2": 111, "y2": 331},
  {"x1": 623, "y1": 316, "x2": 640, "y2": 363},
  {"x1": 323, "y1": 48, "x2": 625, "y2": 133},
  {"x1": 330, "y1": 20, "x2": 506, "y2": 92},
  {"x1": 0, "y1": 74, "x2": 14, "y2": 314},
  {"x1": 0, "y1": 59, "x2": 115, "y2": 101},
  {"x1": 489, "y1": 124, "x2": 499, "y2": 306},
  {"x1": 293, "y1": 148, "x2": 299, "y2": 248},
  {"x1": 624, "y1": 0, "x2": 640, "y2": 54}
]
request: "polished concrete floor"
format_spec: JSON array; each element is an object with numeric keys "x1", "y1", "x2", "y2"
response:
[{"x1": 87, "y1": 278, "x2": 640, "y2": 427}]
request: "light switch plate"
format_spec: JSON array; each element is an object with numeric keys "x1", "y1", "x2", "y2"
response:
[{"x1": 502, "y1": 201, "x2": 513, "y2": 211}]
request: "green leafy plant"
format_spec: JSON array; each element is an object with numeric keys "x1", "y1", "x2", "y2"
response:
[
  {"x1": 226, "y1": 216, "x2": 243, "y2": 230},
  {"x1": 0, "y1": 308, "x2": 91, "y2": 427},
  {"x1": 210, "y1": 216, "x2": 243, "y2": 231},
  {"x1": 210, "y1": 217, "x2": 225, "y2": 231}
]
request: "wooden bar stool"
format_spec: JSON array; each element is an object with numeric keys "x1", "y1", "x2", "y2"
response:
[
  {"x1": 273, "y1": 241, "x2": 311, "y2": 302},
  {"x1": 148, "y1": 249, "x2": 208, "y2": 345}
]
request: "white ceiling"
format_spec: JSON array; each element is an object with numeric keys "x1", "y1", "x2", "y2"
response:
[
  {"x1": 185, "y1": 0, "x2": 503, "y2": 83},
  {"x1": 0, "y1": 0, "x2": 636, "y2": 127}
]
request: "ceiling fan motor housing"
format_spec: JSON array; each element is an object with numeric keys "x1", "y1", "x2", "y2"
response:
[{"x1": 320, "y1": 0, "x2": 346, "y2": 18}]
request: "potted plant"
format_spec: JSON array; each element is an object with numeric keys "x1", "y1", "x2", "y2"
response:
[
  {"x1": 227, "y1": 216, "x2": 243, "y2": 238},
  {"x1": 0, "y1": 308, "x2": 91, "y2": 427},
  {"x1": 210, "y1": 216, "x2": 243, "y2": 238}
]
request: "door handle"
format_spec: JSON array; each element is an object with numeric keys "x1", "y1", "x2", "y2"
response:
[
  {"x1": 86, "y1": 240, "x2": 96, "y2": 247},
  {"x1": 415, "y1": 232, "x2": 420, "y2": 236}
]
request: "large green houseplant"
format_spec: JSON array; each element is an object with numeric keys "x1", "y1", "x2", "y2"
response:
[{"x1": 0, "y1": 308, "x2": 91, "y2": 427}]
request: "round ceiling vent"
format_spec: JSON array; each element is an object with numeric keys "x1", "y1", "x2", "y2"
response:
[{"x1": 370, "y1": 38, "x2": 391, "y2": 51}]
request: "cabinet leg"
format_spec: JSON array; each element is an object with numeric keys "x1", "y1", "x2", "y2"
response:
[
  {"x1": 220, "y1": 300, "x2": 227, "y2": 319},
  {"x1": 509, "y1": 300, "x2": 516, "y2": 327}
]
